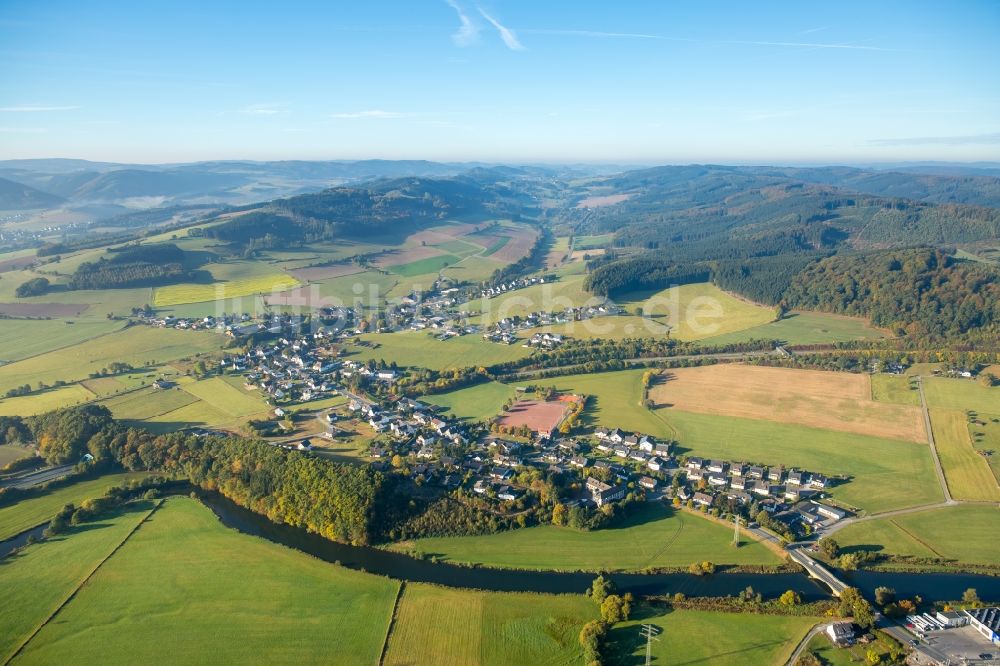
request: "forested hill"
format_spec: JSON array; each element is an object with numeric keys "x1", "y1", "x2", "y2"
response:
[
  {"x1": 199, "y1": 174, "x2": 532, "y2": 248},
  {"x1": 574, "y1": 165, "x2": 1000, "y2": 342},
  {"x1": 568, "y1": 165, "x2": 1000, "y2": 252},
  {"x1": 782, "y1": 249, "x2": 1000, "y2": 340}
]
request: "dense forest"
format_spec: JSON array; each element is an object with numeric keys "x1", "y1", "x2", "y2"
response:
[
  {"x1": 0, "y1": 405, "x2": 387, "y2": 544},
  {"x1": 68, "y1": 243, "x2": 194, "y2": 290},
  {"x1": 584, "y1": 256, "x2": 710, "y2": 297},
  {"x1": 782, "y1": 248, "x2": 1000, "y2": 339}
]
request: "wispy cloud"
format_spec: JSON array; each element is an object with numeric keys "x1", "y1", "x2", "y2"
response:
[
  {"x1": 239, "y1": 103, "x2": 286, "y2": 115},
  {"x1": 446, "y1": 0, "x2": 479, "y2": 46},
  {"x1": 0, "y1": 127, "x2": 48, "y2": 133},
  {"x1": 0, "y1": 105, "x2": 79, "y2": 112},
  {"x1": 478, "y1": 9, "x2": 525, "y2": 51},
  {"x1": 868, "y1": 132, "x2": 1000, "y2": 146},
  {"x1": 799, "y1": 26, "x2": 829, "y2": 35},
  {"x1": 332, "y1": 110, "x2": 408, "y2": 119}
]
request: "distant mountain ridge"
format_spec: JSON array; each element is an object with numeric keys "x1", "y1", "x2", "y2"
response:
[{"x1": 0, "y1": 176, "x2": 65, "y2": 209}]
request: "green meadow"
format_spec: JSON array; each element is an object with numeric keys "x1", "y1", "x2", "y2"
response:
[
  {"x1": 422, "y1": 381, "x2": 517, "y2": 421},
  {"x1": 388, "y1": 503, "x2": 781, "y2": 572},
  {"x1": 0, "y1": 326, "x2": 223, "y2": 396},
  {"x1": 384, "y1": 584, "x2": 593, "y2": 666},
  {"x1": 0, "y1": 384, "x2": 96, "y2": 416},
  {"x1": 922, "y1": 376, "x2": 1000, "y2": 413},
  {"x1": 388, "y1": 254, "x2": 461, "y2": 277},
  {"x1": 14, "y1": 497, "x2": 399, "y2": 665},
  {"x1": 522, "y1": 369, "x2": 673, "y2": 437},
  {"x1": 701, "y1": 310, "x2": 884, "y2": 346},
  {"x1": 0, "y1": 500, "x2": 160, "y2": 663},
  {"x1": 0, "y1": 319, "x2": 124, "y2": 363},
  {"x1": 0, "y1": 472, "x2": 153, "y2": 540},
  {"x1": 834, "y1": 504, "x2": 1000, "y2": 567},
  {"x1": 607, "y1": 607, "x2": 817, "y2": 666},
  {"x1": 657, "y1": 409, "x2": 943, "y2": 513},
  {"x1": 871, "y1": 374, "x2": 921, "y2": 406}
]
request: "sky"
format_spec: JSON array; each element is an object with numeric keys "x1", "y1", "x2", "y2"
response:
[{"x1": 1, "y1": 0, "x2": 998, "y2": 164}]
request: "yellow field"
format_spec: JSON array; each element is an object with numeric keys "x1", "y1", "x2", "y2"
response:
[
  {"x1": 929, "y1": 408, "x2": 1000, "y2": 501},
  {"x1": 0, "y1": 385, "x2": 95, "y2": 416},
  {"x1": 616, "y1": 283, "x2": 775, "y2": 341},
  {"x1": 650, "y1": 364, "x2": 927, "y2": 442},
  {"x1": 181, "y1": 377, "x2": 268, "y2": 417},
  {"x1": 154, "y1": 274, "x2": 301, "y2": 306}
]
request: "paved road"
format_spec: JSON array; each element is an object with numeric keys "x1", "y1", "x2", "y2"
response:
[
  {"x1": 510, "y1": 349, "x2": 779, "y2": 378},
  {"x1": 0, "y1": 464, "x2": 74, "y2": 490},
  {"x1": 916, "y1": 376, "x2": 956, "y2": 505},
  {"x1": 786, "y1": 622, "x2": 829, "y2": 666},
  {"x1": 820, "y1": 500, "x2": 953, "y2": 538}
]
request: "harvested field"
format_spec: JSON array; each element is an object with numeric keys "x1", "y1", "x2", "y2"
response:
[
  {"x1": 0, "y1": 302, "x2": 88, "y2": 316},
  {"x1": 406, "y1": 222, "x2": 480, "y2": 246},
  {"x1": 576, "y1": 193, "x2": 631, "y2": 208},
  {"x1": 498, "y1": 398, "x2": 572, "y2": 433},
  {"x1": 649, "y1": 364, "x2": 926, "y2": 443},
  {"x1": 371, "y1": 245, "x2": 446, "y2": 268},
  {"x1": 285, "y1": 262, "x2": 362, "y2": 281},
  {"x1": 490, "y1": 227, "x2": 537, "y2": 263},
  {"x1": 0, "y1": 255, "x2": 36, "y2": 273}
]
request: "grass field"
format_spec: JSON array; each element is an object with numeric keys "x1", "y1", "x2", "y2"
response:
[
  {"x1": 0, "y1": 444, "x2": 33, "y2": 467},
  {"x1": 574, "y1": 233, "x2": 614, "y2": 250},
  {"x1": 657, "y1": 410, "x2": 943, "y2": 513},
  {"x1": 153, "y1": 273, "x2": 301, "y2": 306},
  {"x1": 142, "y1": 399, "x2": 235, "y2": 433},
  {"x1": 0, "y1": 326, "x2": 223, "y2": 396},
  {"x1": 0, "y1": 500, "x2": 159, "y2": 663},
  {"x1": 0, "y1": 384, "x2": 95, "y2": 416},
  {"x1": 351, "y1": 331, "x2": 533, "y2": 370},
  {"x1": 650, "y1": 364, "x2": 926, "y2": 443},
  {"x1": 181, "y1": 376, "x2": 268, "y2": 417},
  {"x1": 923, "y1": 376, "x2": 1000, "y2": 414},
  {"x1": 389, "y1": 503, "x2": 781, "y2": 571},
  {"x1": 384, "y1": 584, "x2": 593, "y2": 666},
  {"x1": 0, "y1": 472, "x2": 153, "y2": 540},
  {"x1": 701, "y1": 310, "x2": 884, "y2": 346},
  {"x1": 0, "y1": 319, "x2": 123, "y2": 363},
  {"x1": 523, "y1": 369, "x2": 673, "y2": 437},
  {"x1": 928, "y1": 408, "x2": 1000, "y2": 501},
  {"x1": 871, "y1": 374, "x2": 921, "y2": 406},
  {"x1": 15, "y1": 497, "x2": 399, "y2": 664},
  {"x1": 387, "y1": 254, "x2": 460, "y2": 277},
  {"x1": 99, "y1": 386, "x2": 197, "y2": 421},
  {"x1": 422, "y1": 381, "x2": 517, "y2": 421},
  {"x1": 969, "y1": 412, "x2": 1000, "y2": 483},
  {"x1": 834, "y1": 504, "x2": 1000, "y2": 566},
  {"x1": 607, "y1": 607, "x2": 817, "y2": 666},
  {"x1": 615, "y1": 283, "x2": 776, "y2": 342}
]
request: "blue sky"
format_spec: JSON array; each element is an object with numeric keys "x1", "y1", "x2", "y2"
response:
[{"x1": 1, "y1": 0, "x2": 998, "y2": 163}]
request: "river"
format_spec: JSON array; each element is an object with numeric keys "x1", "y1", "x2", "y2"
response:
[
  {"x1": 197, "y1": 493, "x2": 1000, "y2": 603},
  {"x1": 3, "y1": 492, "x2": 997, "y2": 603}
]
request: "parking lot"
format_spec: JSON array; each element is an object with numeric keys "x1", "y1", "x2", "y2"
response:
[{"x1": 911, "y1": 626, "x2": 999, "y2": 665}]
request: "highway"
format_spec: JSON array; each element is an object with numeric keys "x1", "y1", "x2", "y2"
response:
[{"x1": 0, "y1": 464, "x2": 74, "y2": 490}]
